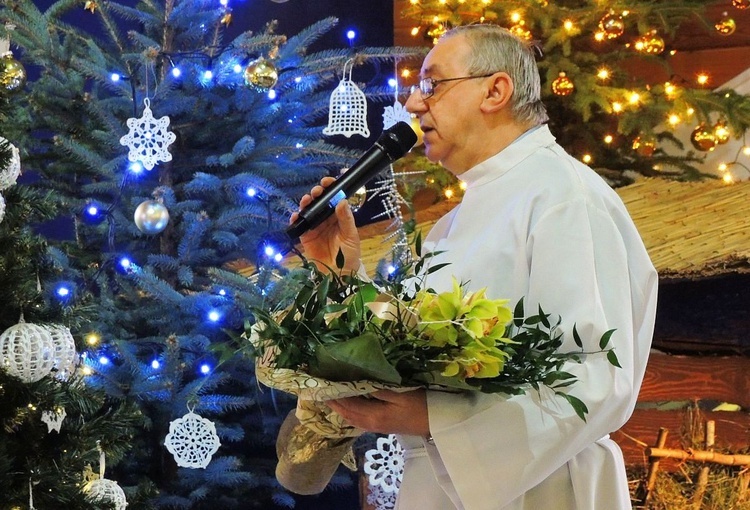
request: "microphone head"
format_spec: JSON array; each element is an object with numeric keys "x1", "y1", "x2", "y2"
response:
[{"x1": 378, "y1": 121, "x2": 419, "y2": 161}]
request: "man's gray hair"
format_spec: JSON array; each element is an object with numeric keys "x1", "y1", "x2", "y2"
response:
[{"x1": 442, "y1": 24, "x2": 549, "y2": 126}]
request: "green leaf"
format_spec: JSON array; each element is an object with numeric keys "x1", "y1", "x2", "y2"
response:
[
  {"x1": 599, "y1": 329, "x2": 616, "y2": 349},
  {"x1": 415, "y1": 231, "x2": 422, "y2": 256},
  {"x1": 572, "y1": 324, "x2": 583, "y2": 349},
  {"x1": 538, "y1": 305, "x2": 550, "y2": 328},
  {"x1": 513, "y1": 299, "x2": 524, "y2": 327},
  {"x1": 335, "y1": 248, "x2": 345, "y2": 269},
  {"x1": 557, "y1": 392, "x2": 589, "y2": 422},
  {"x1": 607, "y1": 350, "x2": 621, "y2": 368},
  {"x1": 310, "y1": 332, "x2": 402, "y2": 384},
  {"x1": 425, "y1": 263, "x2": 451, "y2": 275}
]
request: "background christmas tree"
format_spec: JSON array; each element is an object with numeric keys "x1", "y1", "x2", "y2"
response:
[
  {"x1": 0, "y1": 0, "x2": 420, "y2": 508},
  {"x1": 395, "y1": 0, "x2": 750, "y2": 198},
  {"x1": 0, "y1": 53, "x2": 144, "y2": 509}
]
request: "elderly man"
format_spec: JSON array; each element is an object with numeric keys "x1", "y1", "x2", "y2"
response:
[{"x1": 294, "y1": 24, "x2": 657, "y2": 510}]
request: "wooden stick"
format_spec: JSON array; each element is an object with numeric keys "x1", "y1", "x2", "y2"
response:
[
  {"x1": 645, "y1": 447, "x2": 750, "y2": 467},
  {"x1": 642, "y1": 427, "x2": 669, "y2": 505},
  {"x1": 692, "y1": 420, "x2": 715, "y2": 509}
]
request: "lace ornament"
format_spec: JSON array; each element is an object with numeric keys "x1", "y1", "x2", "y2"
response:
[
  {"x1": 0, "y1": 136, "x2": 20, "y2": 190},
  {"x1": 322, "y1": 60, "x2": 369, "y2": 138},
  {"x1": 41, "y1": 407, "x2": 66, "y2": 433},
  {"x1": 164, "y1": 409, "x2": 221, "y2": 468},
  {"x1": 119, "y1": 98, "x2": 176, "y2": 170},
  {"x1": 364, "y1": 433, "x2": 404, "y2": 493}
]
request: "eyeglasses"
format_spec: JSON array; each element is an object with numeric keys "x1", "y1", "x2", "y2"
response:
[{"x1": 409, "y1": 73, "x2": 497, "y2": 99}]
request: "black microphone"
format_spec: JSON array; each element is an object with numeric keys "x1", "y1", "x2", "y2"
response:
[{"x1": 286, "y1": 121, "x2": 418, "y2": 240}]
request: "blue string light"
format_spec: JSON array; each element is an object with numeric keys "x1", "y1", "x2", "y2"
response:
[
  {"x1": 110, "y1": 73, "x2": 121, "y2": 82},
  {"x1": 246, "y1": 187, "x2": 257, "y2": 197},
  {"x1": 200, "y1": 363, "x2": 211, "y2": 375},
  {"x1": 55, "y1": 284, "x2": 72, "y2": 299},
  {"x1": 207, "y1": 310, "x2": 221, "y2": 322},
  {"x1": 151, "y1": 359, "x2": 160, "y2": 369},
  {"x1": 171, "y1": 67, "x2": 182, "y2": 78}
]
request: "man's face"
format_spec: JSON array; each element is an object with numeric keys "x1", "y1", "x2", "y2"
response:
[{"x1": 405, "y1": 34, "x2": 486, "y2": 175}]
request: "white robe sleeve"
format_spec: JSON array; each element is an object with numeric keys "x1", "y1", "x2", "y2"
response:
[{"x1": 423, "y1": 196, "x2": 657, "y2": 509}]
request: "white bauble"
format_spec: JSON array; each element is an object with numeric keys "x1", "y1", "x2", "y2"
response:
[{"x1": 0, "y1": 320, "x2": 55, "y2": 382}]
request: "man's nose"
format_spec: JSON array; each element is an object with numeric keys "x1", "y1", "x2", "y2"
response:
[{"x1": 405, "y1": 88, "x2": 426, "y2": 114}]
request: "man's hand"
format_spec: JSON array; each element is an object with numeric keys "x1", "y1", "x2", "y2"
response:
[
  {"x1": 326, "y1": 389, "x2": 429, "y2": 436},
  {"x1": 291, "y1": 176, "x2": 361, "y2": 272}
]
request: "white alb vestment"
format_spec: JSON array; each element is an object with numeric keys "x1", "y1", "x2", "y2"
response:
[{"x1": 395, "y1": 125, "x2": 658, "y2": 510}]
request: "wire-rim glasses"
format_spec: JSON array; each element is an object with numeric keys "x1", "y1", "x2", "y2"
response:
[{"x1": 409, "y1": 73, "x2": 497, "y2": 99}]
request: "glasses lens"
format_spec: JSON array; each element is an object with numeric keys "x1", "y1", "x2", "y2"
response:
[{"x1": 421, "y1": 79, "x2": 433, "y2": 97}]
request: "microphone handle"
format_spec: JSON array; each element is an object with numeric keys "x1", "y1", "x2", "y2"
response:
[{"x1": 286, "y1": 142, "x2": 390, "y2": 239}]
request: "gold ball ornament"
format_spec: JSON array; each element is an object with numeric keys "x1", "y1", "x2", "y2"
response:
[
  {"x1": 134, "y1": 199, "x2": 170, "y2": 234},
  {"x1": 635, "y1": 31, "x2": 665, "y2": 54},
  {"x1": 599, "y1": 12, "x2": 625, "y2": 39},
  {"x1": 690, "y1": 124, "x2": 717, "y2": 152},
  {"x1": 0, "y1": 52, "x2": 27, "y2": 95},
  {"x1": 244, "y1": 57, "x2": 278, "y2": 90},
  {"x1": 632, "y1": 136, "x2": 656, "y2": 157},
  {"x1": 732, "y1": 0, "x2": 749, "y2": 9},
  {"x1": 551, "y1": 72, "x2": 574, "y2": 96},
  {"x1": 713, "y1": 121, "x2": 730, "y2": 144},
  {"x1": 715, "y1": 14, "x2": 736, "y2": 36}
]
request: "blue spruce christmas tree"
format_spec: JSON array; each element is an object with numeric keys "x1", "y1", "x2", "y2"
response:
[{"x1": 0, "y1": 0, "x2": 420, "y2": 507}]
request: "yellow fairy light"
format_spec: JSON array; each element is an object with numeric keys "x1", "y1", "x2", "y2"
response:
[
  {"x1": 722, "y1": 173, "x2": 734, "y2": 184},
  {"x1": 439, "y1": 0, "x2": 447, "y2": 3},
  {"x1": 410, "y1": 27, "x2": 420, "y2": 36},
  {"x1": 628, "y1": 92, "x2": 640, "y2": 105},
  {"x1": 563, "y1": 20, "x2": 574, "y2": 31},
  {"x1": 459, "y1": 181, "x2": 467, "y2": 190},
  {"x1": 510, "y1": 12, "x2": 522, "y2": 23},
  {"x1": 596, "y1": 68, "x2": 610, "y2": 80},
  {"x1": 718, "y1": 163, "x2": 728, "y2": 172},
  {"x1": 611, "y1": 102, "x2": 623, "y2": 113},
  {"x1": 696, "y1": 73, "x2": 709, "y2": 86},
  {"x1": 401, "y1": 69, "x2": 411, "y2": 78},
  {"x1": 686, "y1": 108, "x2": 695, "y2": 116},
  {"x1": 664, "y1": 82, "x2": 676, "y2": 98},
  {"x1": 444, "y1": 188, "x2": 455, "y2": 199},
  {"x1": 481, "y1": 0, "x2": 491, "y2": 5},
  {"x1": 668, "y1": 113, "x2": 681, "y2": 126},
  {"x1": 669, "y1": 50, "x2": 677, "y2": 56},
  {"x1": 432, "y1": 15, "x2": 440, "y2": 23},
  {"x1": 582, "y1": 154, "x2": 592, "y2": 164},
  {"x1": 87, "y1": 333, "x2": 100, "y2": 346},
  {"x1": 410, "y1": 0, "x2": 419, "y2": 4},
  {"x1": 743, "y1": 146, "x2": 750, "y2": 156},
  {"x1": 604, "y1": 134, "x2": 614, "y2": 144},
  {"x1": 622, "y1": 10, "x2": 630, "y2": 16},
  {"x1": 82, "y1": 366, "x2": 93, "y2": 376},
  {"x1": 594, "y1": 31, "x2": 606, "y2": 42}
]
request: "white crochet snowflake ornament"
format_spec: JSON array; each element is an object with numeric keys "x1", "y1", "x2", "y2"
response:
[
  {"x1": 0, "y1": 136, "x2": 21, "y2": 190},
  {"x1": 164, "y1": 409, "x2": 221, "y2": 468},
  {"x1": 119, "y1": 98, "x2": 176, "y2": 170},
  {"x1": 41, "y1": 407, "x2": 66, "y2": 433},
  {"x1": 364, "y1": 433, "x2": 404, "y2": 493},
  {"x1": 367, "y1": 482, "x2": 398, "y2": 510},
  {"x1": 382, "y1": 101, "x2": 411, "y2": 130}
]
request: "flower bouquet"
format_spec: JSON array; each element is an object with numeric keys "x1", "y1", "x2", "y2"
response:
[{"x1": 248, "y1": 240, "x2": 619, "y2": 494}]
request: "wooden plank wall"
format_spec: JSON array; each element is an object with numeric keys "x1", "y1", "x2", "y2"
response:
[{"x1": 613, "y1": 352, "x2": 750, "y2": 470}]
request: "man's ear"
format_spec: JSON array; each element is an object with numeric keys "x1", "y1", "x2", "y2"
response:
[{"x1": 480, "y1": 72, "x2": 514, "y2": 113}]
